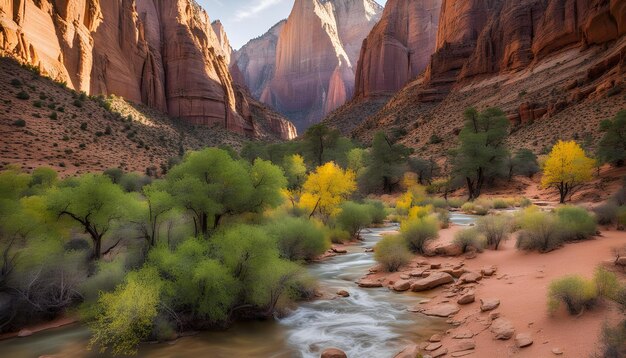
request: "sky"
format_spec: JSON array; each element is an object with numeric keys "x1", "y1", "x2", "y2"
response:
[{"x1": 198, "y1": 0, "x2": 387, "y2": 50}]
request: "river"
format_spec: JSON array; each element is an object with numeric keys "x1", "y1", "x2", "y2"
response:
[{"x1": 0, "y1": 214, "x2": 476, "y2": 358}]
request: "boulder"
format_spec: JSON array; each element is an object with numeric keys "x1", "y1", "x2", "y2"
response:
[
  {"x1": 358, "y1": 278, "x2": 383, "y2": 288},
  {"x1": 490, "y1": 318, "x2": 515, "y2": 340},
  {"x1": 430, "y1": 263, "x2": 442, "y2": 269},
  {"x1": 480, "y1": 298, "x2": 500, "y2": 312},
  {"x1": 422, "y1": 304, "x2": 461, "y2": 317},
  {"x1": 515, "y1": 333, "x2": 533, "y2": 348},
  {"x1": 457, "y1": 292, "x2": 475, "y2": 305},
  {"x1": 552, "y1": 348, "x2": 564, "y2": 355},
  {"x1": 453, "y1": 330, "x2": 474, "y2": 339},
  {"x1": 433, "y1": 242, "x2": 464, "y2": 257},
  {"x1": 337, "y1": 290, "x2": 350, "y2": 298},
  {"x1": 393, "y1": 279, "x2": 413, "y2": 292},
  {"x1": 332, "y1": 247, "x2": 348, "y2": 254},
  {"x1": 442, "y1": 268, "x2": 466, "y2": 278},
  {"x1": 411, "y1": 272, "x2": 454, "y2": 291},
  {"x1": 616, "y1": 257, "x2": 626, "y2": 266},
  {"x1": 394, "y1": 344, "x2": 420, "y2": 358},
  {"x1": 321, "y1": 348, "x2": 347, "y2": 358},
  {"x1": 481, "y1": 266, "x2": 496, "y2": 276},
  {"x1": 429, "y1": 334, "x2": 443, "y2": 342},
  {"x1": 451, "y1": 339, "x2": 476, "y2": 352},
  {"x1": 459, "y1": 272, "x2": 482, "y2": 284}
]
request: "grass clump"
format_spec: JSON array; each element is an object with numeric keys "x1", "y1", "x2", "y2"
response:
[
  {"x1": 516, "y1": 208, "x2": 563, "y2": 252},
  {"x1": 375, "y1": 234, "x2": 412, "y2": 272},
  {"x1": 16, "y1": 91, "x2": 30, "y2": 100},
  {"x1": 548, "y1": 275, "x2": 597, "y2": 314},
  {"x1": 12, "y1": 119, "x2": 26, "y2": 127},
  {"x1": 476, "y1": 215, "x2": 511, "y2": 250},
  {"x1": 555, "y1": 205, "x2": 596, "y2": 241},
  {"x1": 453, "y1": 228, "x2": 485, "y2": 253},
  {"x1": 400, "y1": 215, "x2": 439, "y2": 254}
]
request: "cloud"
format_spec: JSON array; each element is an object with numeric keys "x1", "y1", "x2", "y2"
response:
[{"x1": 234, "y1": 0, "x2": 284, "y2": 21}]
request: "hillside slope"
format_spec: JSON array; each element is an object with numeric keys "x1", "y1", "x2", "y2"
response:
[{"x1": 0, "y1": 58, "x2": 284, "y2": 177}]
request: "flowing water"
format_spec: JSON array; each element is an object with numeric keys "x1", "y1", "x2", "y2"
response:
[{"x1": 0, "y1": 215, "x2": 477, "y2": 358}]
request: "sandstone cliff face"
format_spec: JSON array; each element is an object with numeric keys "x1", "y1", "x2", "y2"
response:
[
  {"x1": 0, "y1": 0, "x2": 296, "y2": 139},
  {"x1": 235, "y1": 0, "x2": 382, "y2": 131},
  {"x1": 354, "y1": 0, "x2": 442, "y2": 98},
  {"x1": 211, "y1": 20, "x2": 233, "y2": 66}
]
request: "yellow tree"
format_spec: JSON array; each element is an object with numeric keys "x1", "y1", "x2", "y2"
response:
[
  {"x1": 542, "y1": 141, "x2": 595, "y2": 203},
  {"x1": 300, "y1": 162, "x2": 356, "y2": 221}
]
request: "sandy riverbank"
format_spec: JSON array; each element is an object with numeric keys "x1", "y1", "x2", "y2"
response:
[{"x1": 359, "y1": 225, "x2": 626, "y2": 357}]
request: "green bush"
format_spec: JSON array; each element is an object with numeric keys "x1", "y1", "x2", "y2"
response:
[
  {"x1": 548, "y1": 275, "x2": 597, "y2": 314},
  {"x1": 594, "y1": 267, "x2": 620, "y2": 300},
  {"x1": 119, "y1": 173, "x2": 152, "y2": 192},
  {"x1": 436, "y1": 209, "x2": 450, "y2": 229},
  {"x1": 374, "y1": 234, "x2": 412, "y2": 272},
  {"x1": 12, "y1": 119, "x2": 26, "y2": 127},
  {"x1": 266, "y1": 216, "x2": 329, "y2": 261},
  {"x1": 555, "y1": 205, "x2": 596, "y2": 241},
  {"x1": 365, "y1": 199, "x2": 387, "y2": 224},
  {"x1": 447, "y1": 198, "x2": 466, "y2": 209},
  {"x1": 492, "y1": 198, "x2": 511, "y2": 209},
  {"x1": 461, "y1": 202, "x2": 489, "y2": 216},
  {"x1": 73, "y1": 99, "x2": 84, "y2": 107},
  {"x1": 336, "y1": 201, "x2": 373, "y2": 238},
  {"x1": 80, "y1": 122, "x2": 88, "y2": 131},
  {"x1": 400, "y1": 215, "x2": 439, "y2": 254},
  {"x1": 16, "y1": 91, "x2": 30, "y2": 100},
  {"x1": 601, "y1": 321, "x2": 626, "y2": 358},
  {"x1": 49, "y1": 111, "x2": 57, "y2": 120},
  {"x1": 476, "y1": 215, "x2": 511, "y2": 250},
  {"x1": 594, "y1": 201, "x2": 619, "y2": 225},
  {"x1": 516, "y1": 209, "x2": 563, "y2": 252},
  {"x1": 326, "y1": 227, "x2": 351, "y2": 244},
  {"x1": 453, "y1": 228, "x2": 485, "y2": 253},
  {"x1": 10, "y1": 78, "x2": 22, "y2": 87}
]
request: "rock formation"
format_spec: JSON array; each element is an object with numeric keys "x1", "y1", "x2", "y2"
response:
[
  {"x1": 0, "y1": 0, "x2": 296, "y2": 139},
  {"x1": 211, "y1": 20, "x2": 233, "y2": 66},
  {"x1": 354, "y1": 0, "x2": 442, "y2": 98},
  {"x1": 234, "y1": 0, "x2": 382, "y2": 131}
]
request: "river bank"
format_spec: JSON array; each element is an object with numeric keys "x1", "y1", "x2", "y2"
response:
[{"x1": 362, "y1": 224, "x2": 626, "y2": 357}]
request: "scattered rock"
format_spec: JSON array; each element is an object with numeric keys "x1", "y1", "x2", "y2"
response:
[
  {"x1": 321, "y1": 348, "x2": 347, "y2": 358},
  {"x1": 459, "y1": 272, "x2": 482, "y2": 284},
  {"x1": 393, "y1": 280, "x2": 413, "y2": 292},
  {"x1": 357, "y1": 278, "x2": 383, "y2": 288},
  {"x1": 424, "y1": 342, "x2": 443, "y2": 351},
  {"x1": 331, "y1": 247, "x2": 347, "y2": 254},
  {"x1": 400, "y1": 274, "x2": 410, "y2": 280},
  {"x1": 422, "y1": 304, "x2": 461, "y2": 317},
  {"x1": 457, "y1": 292, "x2": 475, "y2": 305},
  {"x1": 442, "y1": 268, "x2": 466, "y2": 278},
  {"x1": 491, "y1": 318, "x2": 515, "y2": 340},
  {"x1": 489, "y1": 311, "x2": 500, "y2": 320},
  {"x1": 393, "y1": 344, "x2": 420, "y2": 358},
  {"x1": 515, "y1": 333, "x2": 533, "y2": 348},
  {"x1": 430, "y1": 347, "x2": 448, "y2": 358},
  {"x1": 430, "y1": 263, "x2": 442, "y2": 269},
  {"x1": 451, "y1": 351, "x2": 474, "y2": 357},
  {"x1": 481, "y1": 266, "x2": 496, "y2": 276},
  {"x1": 409, "y1": 269, "x2": 427, "y2": 277},
  {"x1": 365, "y1": 248, "x2": 374, "y2": 253},
  {"x1": 17, "y1": 329, "x2": 33, "y2": 337},
  {"x1": 453, "y1": 330, "x2": 474, "y2": 339},
  {"x1": 336, "y1": 290, "x2": 350, "y2": 298},
  {"x1": 616, "y1": 257, "x2": 626, "y2": 266},
  {"x1": 552, "y1": 348, "x2": 563, "y2": 355},
  {"x1": 429, "y1": 334, "x2": 443, "y2": 342},
  {"x1": 451, "y1": 339, "x2": 476, "y2": 352},
  {"x1": 411, "y1": 272, "x2": 454, "y2": 291},
  {"x1": 480, "y1": 298, "x2": 500, "y2": 312},
  {"x1": 433, "y1": 243, "x2": 463, "y2": 257}
]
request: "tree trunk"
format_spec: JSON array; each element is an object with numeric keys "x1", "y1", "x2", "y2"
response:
[
  {"x1": 93, "y1": 236, "x2": 102, "y2": 260},
  {"x1": 201, "y1": 212, "x2": 208, "y2": 236}
]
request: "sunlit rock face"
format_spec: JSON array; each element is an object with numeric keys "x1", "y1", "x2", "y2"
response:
[
  {"x1": 234, "y1": 0, "x2": 383, "y2": 131},
  {"x1": 354, "y1": 0, "x2": 442, "y2": 98},
  {"x1": 0, "y1": 0, "x2": 297, "y2": 139}
]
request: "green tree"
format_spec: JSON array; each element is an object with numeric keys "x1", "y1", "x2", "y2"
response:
[
  {"x1": 46, "y1": 174, "x2": 133, "y2": 260},
  {"x1": 597, "y1": 110, "x2": 626, "y2": 167},
  {"x1": 131, "y1": 181, "x2": 175, "y2": 247},
  {"x1": 265, "y1": 216, "x2": 329, "y2": 261},
  {"x1": 450, "y1": 108, "x2": 510, "y2": 200},
  {"x1": 303, "y1": 124, "x2": 340, "y2": 167},
  {"x1": 408, "y1": 157, "x2": 440, "y2": 185},
  {"x1": 336, "y1": 201, "x2": 373, "y2": 239},
  {"x1": 363, "y1": 132, "x2": 411, "y2": 193},
  {"x1": 511, "y1": 148, "x2": 540, "y2": 179}
]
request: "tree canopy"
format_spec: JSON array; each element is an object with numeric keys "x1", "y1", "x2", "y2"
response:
[{"x1": 542, "y1": 140, "x2": 595, "y2": 203}]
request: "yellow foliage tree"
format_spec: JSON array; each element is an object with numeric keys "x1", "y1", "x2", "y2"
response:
[
  {"x1": 541, "y1": 141, "x2": 595, "y2": 203},
  {"x1": 300, "y1": 162, "x2": 356, "y2": 221}
]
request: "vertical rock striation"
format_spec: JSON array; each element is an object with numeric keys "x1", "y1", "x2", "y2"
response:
[{"x1": 0, "y1": 0, "x2": 297, "y2": 139}]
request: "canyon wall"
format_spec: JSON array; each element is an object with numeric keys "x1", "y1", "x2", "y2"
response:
[
  {"x1": 354, "y1": 0, "x2": 442, "y2": 98},
  {"x1": 0, "y1": 0, "x2": 296, "y2": 139},
  {"x1": 234, "y1": 0, "x2": 382, "y2": 131}
]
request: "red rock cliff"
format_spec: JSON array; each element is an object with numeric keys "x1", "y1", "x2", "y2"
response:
[{"x1": 0, "y1": 0, "x2": 296, "y2": 139}]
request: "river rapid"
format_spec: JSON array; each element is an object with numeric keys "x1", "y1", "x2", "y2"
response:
[{"x1": 0, "y1": 214, "x2": 475, "y2": 358}]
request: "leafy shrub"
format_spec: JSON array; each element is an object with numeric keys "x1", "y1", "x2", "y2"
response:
[
  {"x1": 493, "y1": 198, "x2": 512, "y2": 209},
  {"x1": 436, "y1": 209, "x2": 450, "y2": 229},
  {"x1": 119, "y1": 173, "x2": 152, "y2": 192},
  {"x1": 548, "y1": 275, "x2": 597, "y2": 314},
  {"x1": 594, "y1": 201, "x2": 619, "y2": 225},
  {"x1": 266, "y1": 216, "x2": 329, "y2": 261},
  {"x1": 336, "y1": 201, "x2": 373, "y2": 238},
  {"x1": 400, "y1": 215, "x2": 439, "y2": 254},
  {"x1": 12, "y1": 119, "x2": 26, "y2": 127},
  {"x1": 374, "y1": 234, "x2": 412, "y2": 272},
  {"x1": 16, "y1": 91, "x2": 30, "y2": 100},
  {"x1": 10, "y1": 78, "x2": 22, "y2": 87},
  {"x1": 73, "y1": 99, "x2": 84, "y2": 107},
  {"x1": 461, "y1": 202, "x2": 489, "y2": 216},
  {"x1": 408, "y1": 205, "x2": 434, "y2": 219},
  {"x1": 49, "y1": 111, "x2": 57, "y2": 120},
  {"x1": 453, "y1": 228, "x2": 485, "y2": 253},
  {"x1": 429, "y1": 134, "x2": 443, "y2": 144},
  {"x1": 365, "y1": 200, "x2": 387, "y2": 224},
  {"x1": 447, "y1": 198, "x2": 466, "y2": 209},
  {"x1": 555, "y1": 205, "x2": 596, "y2": 241},
  {"x1": 80, "y1": 122, "x2": 88, "y2": 131},
  {"x1": 326, "y1": 227, "x2": 351, "y2": 244},
  {"x1": 601, "y1": 321, "x2": 626, "y2": 358},
  {"x1": 518, "y1": 197, "x2": 533, "y2": 207},
  {"x1": 476, "y1": 215, "x2": 511, "y2": 250},
  {"x1": 516, "y1": 209, "x2": 563, "y2": 252},
  {"x1": 594, "y1": 267, "x2": 620, "y2": 300},
  {"x1": 33, "y1": 100, "x2": 43, "y2": 108}
]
